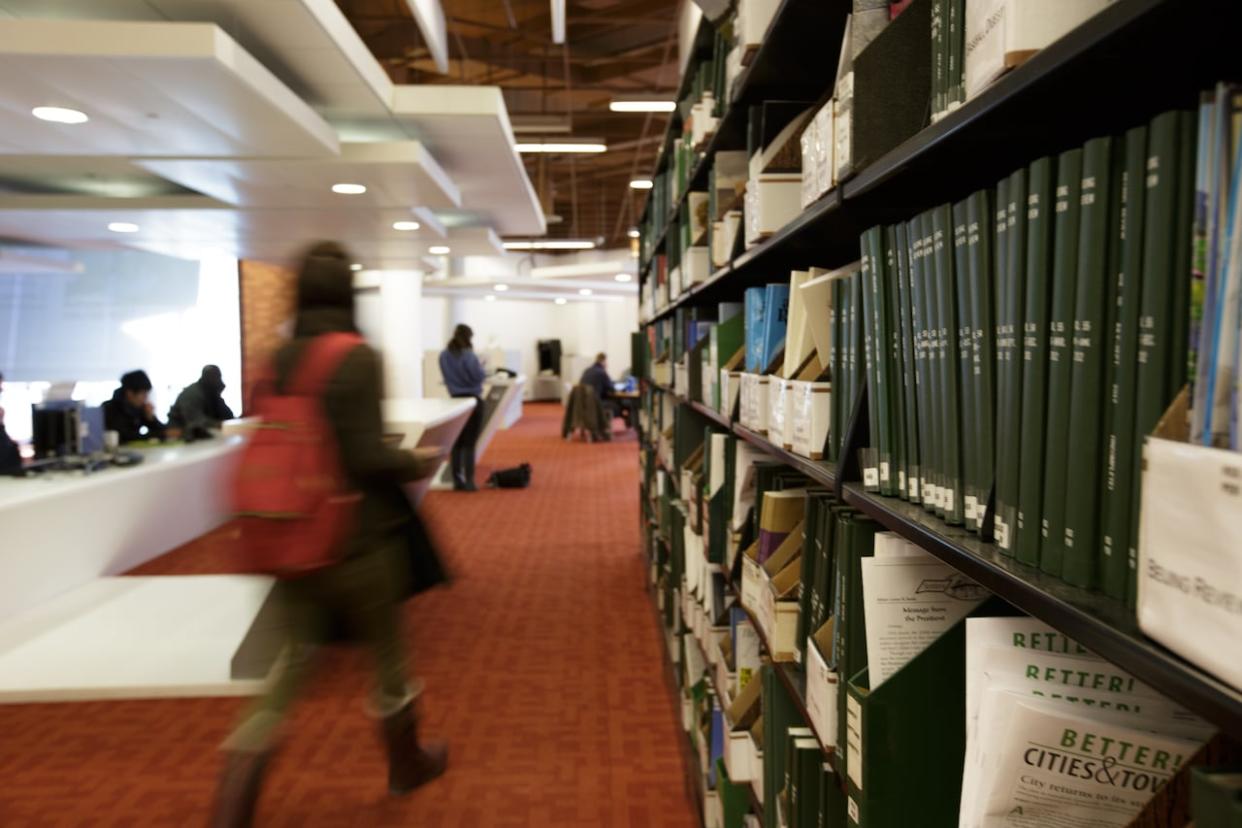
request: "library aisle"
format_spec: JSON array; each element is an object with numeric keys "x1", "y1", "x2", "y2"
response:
[{"x1": 0, "y1": 403, "x2": 697, "y2": 827}]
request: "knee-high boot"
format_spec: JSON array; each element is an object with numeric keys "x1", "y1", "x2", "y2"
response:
[{"x1": 379, "y1": 702, "x2": 449, "y2": 795}]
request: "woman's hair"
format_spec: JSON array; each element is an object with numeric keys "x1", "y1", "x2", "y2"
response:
[{"x1": 448, "y1": 323, "x2": 473, "y2": 353}]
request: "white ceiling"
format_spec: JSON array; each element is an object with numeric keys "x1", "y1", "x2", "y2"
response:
[{"x1": 0, "y1": 0, "x2": 546, "y2": 269}]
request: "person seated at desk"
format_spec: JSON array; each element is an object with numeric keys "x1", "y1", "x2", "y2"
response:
[
  {"x1": 0, "y1": 370, "x2": 21, "y2": 474},
  {"x1": 579, "y1": 352, "x2": 614, "y2": 406},
  {"x1": 168, "y1": 365, "x2": 235, "y2": 439},
  {"x1": 102, "y1": 370, "x2": 168, "y2": 444}
]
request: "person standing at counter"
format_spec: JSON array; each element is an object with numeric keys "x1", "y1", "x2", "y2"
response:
[
  {"x1": 0, "y1": 371, "x2": 20, "y2": 474},
  {"x1": 168, "y1": 364, "x2": 235, "y2": 439},
  {"x1": 438, "y1": 323, "x2": 485, "y2": 492},
  {"x1": 212, "y1": 241, "x2": 448, "y2": 827},
  {"x1": 102, "y1": 369, "x2": 167, "y2": 444}
]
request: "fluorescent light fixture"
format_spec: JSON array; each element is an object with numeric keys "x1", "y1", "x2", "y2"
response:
[
  {"x1": 108, "y1": 222, "x2": 139, "y2": 233},
  {"x1": 515, "y1": 142, "x2": 606, "y2": 154},
  {"x1": 614, "y1": 273, "x2": 633, "y2": 283},
  {"x1": 332, "y1": 183, "x2": 367, "y2": 195},
  {"x1": 578, "y1": 288, "x2": 593, "y2": 296},
  {"x1": 629, "y1": 179, "x2": 654, "y2": 190},
  {"x1": 428, "y1": 245, "x2": 451, "y2": 255},
  {"x1": 554, "y1": 297, "x2": 567, "y2": 305},
  {"x1": 33, "y1": 106, "x2": 89, "y2": 124},
  {"x1": 484, "y1": 294, "x2": 497, "y2": 302},
  {"x1": 627, "y1": 228, "x2": 640, "y2": 238},
  {"x1": 503, "y1": 240, "x2": 596, "y2": 251},
  {"x1": 392, "y1": 220, "x2": 421, "y2": 231},
  {"x1": 494, "y1": 283, "x2": 509, "y2": 292},
  {"x1": 350, "y1": 263, "x2": 363, "y2": 271},
  {"x1": 531, "y1": 259, "x2": 631, "y2": 279},
  {"x1": 551, "y1": 0, "x2": 565, "y2": 44},
  {"x1": 609, "y1": 100, "x2": 675, "y2": 113}
]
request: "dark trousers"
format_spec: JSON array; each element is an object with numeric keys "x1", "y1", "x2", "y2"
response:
[{"x1": 450, "y1": 394, "x2": 483, "y2": 488}]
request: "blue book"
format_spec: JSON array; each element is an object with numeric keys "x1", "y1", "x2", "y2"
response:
[
  {"x1": 744, "y1": 287, "x2": 767, "y2": 372},
  {"x1": 760, "y1": 283, "x2": 791, "y2": 372}
]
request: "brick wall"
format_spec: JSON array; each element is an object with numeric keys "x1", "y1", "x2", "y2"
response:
[{"x1": 239, "y1": 259, "x2": 297, "y2": 411}]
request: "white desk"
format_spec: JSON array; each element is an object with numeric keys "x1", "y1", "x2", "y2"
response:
[{"x1": 384, "y1": 397, "x2": 477, "y2": 501}]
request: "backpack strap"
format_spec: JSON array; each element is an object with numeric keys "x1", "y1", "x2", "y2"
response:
[{"x1": 288, "y1": 333, "x2": 364, "y2": 396}]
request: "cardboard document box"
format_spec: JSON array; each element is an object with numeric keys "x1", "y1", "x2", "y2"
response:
[
  {"x1": 759, "y1": 555, "x2": 801, "y2": 662},
  {"x1": 768, "y1": 377, "x2": 790, "y2": 449},
  {"x1": 805, "y1": 621, "x2": 839, "y2": 750},
  {"x1": 799, "y1": 116, "x2": 819, "y2": 210},
  {"x1": 740, "y1": 373, "x2": 770, "y2": 432},
  {"x1": 736, "y1": 0, "x2": 780, "y2": 61},
  {"x1": 1138, "y1": 422, "x2": 1242, "y2": 694},
  {"x1": 721, "y1": 369, "x2": 742, "y2": 418},
  {"x1": 744, "y1": 174, "x2": 802, "y2": 248},
  {"x1": 789, "y1": 380, "x2": 832, "y2": 459},
  {"x1": 684, "y1": 245, "x2": 711, "y2": 286}
]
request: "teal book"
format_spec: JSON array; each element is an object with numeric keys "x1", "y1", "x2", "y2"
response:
[
  {"x1": 933, "y1": 204, "x2": 965, "y2": 524},
  {"x1": 1015, "y1": 157, "x2": 1055, "y2": 566},
  {"x1": 885, "y1": 226, "x2": 908, "y2": 500},
  {"x1": 907, "y1": 220, "x2": 932, "y2": 507},
  {"x1": 896, "y1": 222, "x2": 921, "y2": 503},
  {"x1": 830, "y1": 279, "x2": 845, "y2": 462},
  {"x1": 1061, "y1": 135, "x2": 1120, "y2": 590},
  {"x1": 745, "y1": 286, "x2": 766, "y2": 372},
  {"x1": 965, "y1": 190, "x2": 996, "y2": 534},
  {"x1": 761, "y1": 283, "x2": 790, "y2": 373},
  {"x1": 919, "y1": 212, "x2": 944, "y2": 515},
  {"x1": 1100, "y1": 125, "x2": 1147, "y2": 599},
  {"x1": 953, "y1": 200, "x2": 978, "y2": 528},
  {"x1": 859, "y1": 229, "x2": 883, "y2": 491},
  {"x1": 994, "y1": 168, "x2": 1027, "y2": 553},
  {"x1": 872, "y1": 227, "x2": 898, "y2": 497},
  {"x1": 1039, "y1": 147, "x2": 1084, "y2": 576}
]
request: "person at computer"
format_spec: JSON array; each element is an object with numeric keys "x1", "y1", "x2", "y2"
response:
[
  {"x1": 0, "y1": 370, "x2": 21, "y2": 474},
  {"x1": 102, "y1": 369, "x2": 167, "y2": 444},
  {"x1": 579, "y1": 352, "x2": 616, "y2": 407},
  {"x1": 439, "y1": 323, "x2": 486, "y2": 492},
  {"x1": 168, "y1": 365, "x2": 235, "y2": 439}
]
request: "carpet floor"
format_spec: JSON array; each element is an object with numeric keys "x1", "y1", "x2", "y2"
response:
[{"x1": 0, "y1": 403, "x2": 697, "y2": 827}]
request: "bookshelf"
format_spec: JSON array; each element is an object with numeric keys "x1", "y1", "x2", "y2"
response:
[{"x1": 637, "y1": 0, "x2": 1242, "y2": 824}]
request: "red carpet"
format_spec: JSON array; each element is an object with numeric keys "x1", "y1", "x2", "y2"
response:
[{"x1": 0, "y1": 403, "x2": 697, "y2": 827}]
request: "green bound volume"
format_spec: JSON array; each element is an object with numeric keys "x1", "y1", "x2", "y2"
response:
[
  {"x1": 859, "y1": 228, "x2": 882, "y2": 491},
  {"x1": 992, "y1": 177, "x2": 1012, "y2": 535},
  {"x1": 1128, "y1": 110, "x2": 1194, "y2": 604},
  {"x1": 1014, "y1": 157, "x2": 1055, "y2": 566},
  {"x1": 1168, "y1": 112, "x2": 1196, "y2": 408},
  {"x1": 886, "y1": 226, "x2": 908, "y2": 500},
  {"x1": 1039, "y1": 147, "x2": 1084, "y2": 576},
  {"x1": 1100, "y1": 125, "x2": 1147, "y2": 599},
  {"x1": 994, "y1": 169, "x2": 1027, "y2": 553},
  {"x1": 953, "y1": 200, "x2": 978, "y2": 527},
  {"x1": 920, "y1": 212, "x2": 944, "y2": 515},
  {"x1": 896, "y1": 222, "x2": 922, "y2": 503},
  {"x1": 907, "y1": 220, "x2": 932, "y2": 508},
  {"x1": 830, "y1": 279, "x2": 844, "y2": 462},
  {"x1": 965, "y1": 191, "x2": 996, "y2": 533},
  {"x1": 871, "y1": 229, "x2": 898, "y2": 496},
  {"x1": 933, "y1": 204, "x2": 965, "y2": 524},
  {"x1": 851, "y1": 268, "x2": 866, "y2": 461},
  {"x1": 1061, "y1": 135, "x2": 1119, "y2": 590}
]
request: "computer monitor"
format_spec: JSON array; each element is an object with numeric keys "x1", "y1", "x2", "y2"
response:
[{"x1": 32, "y1": 400, "x2": 83, "y2": 459}]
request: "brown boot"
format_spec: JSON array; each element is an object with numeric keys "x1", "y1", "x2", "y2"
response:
[
  {"x1": 209, "y1": 750, "x2": 270, "y2": 828},
  {"x1": 380, "y1": 702, "x2": 448, "y2": 795}
]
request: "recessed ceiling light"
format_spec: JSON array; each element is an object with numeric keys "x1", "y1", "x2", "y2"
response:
[
  {"x1": 627, "y1": 228, "x2": 640, "y2": 238},
  {"x1": 429, "y1": 245, "x2": 451, "y2": 255},
  {"x1": 615, "y1": 273, "x2": 633, "y2": 282},
  {"x1": 107, "y1": 222, "x2": 139, "y2": 233},
  {"x1": 33, "y1": 106, "x2": 89, "y2": 124},
  {"x1": 392, "y1": 220, "x2": 421, "y2": 231},
  {"x1": 484, "y1": 294, "x2": 497, "y2": 302},
  {"x1": 629, "y1": 179, "x2": 654, "y2": 190},
  {"x1": 494, "y1": 283, "x2": 509, "y2": 292},
  {"x1": 515, "y1": 142, "x2": 607, "y2": 154},
  {"x1": 578, "y1": 288, "x2": 593, "y2": 296},
  {"x1": 554, "y1": 297, "x2": 567, "y2": 305},
  {"x1": 502, "y1": 240, "x2": 596, "y2": 251},
  {"x1": 350, "y1": 263, "x2": 363, "y2": 271},
  {"x1": 332, "y1": 183, "x2": 367, "y2": 195},
  {"x1": 609, "y1": 100, "x2": 676, "y2": 113}
]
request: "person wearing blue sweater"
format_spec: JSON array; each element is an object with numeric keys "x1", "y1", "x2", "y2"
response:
[{"x1": 439, "y1": 324, "x2": 486, "y2": 491}]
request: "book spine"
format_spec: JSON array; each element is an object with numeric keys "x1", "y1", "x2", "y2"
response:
[
  {"x1": 1015, "y1": 157, "x2": 1055, "y2": 566},
  {"x1": 953, "y1": 200, "x2": 978, "y2": 530},
  {"x1": 948, "y1": 0, "x2": 965, "y2": 109},
  {"x1": 934, "y1": 204, "x2": 964, "y2": 524},
  {"x1": 1100, "y1": 126, "x2": 1148, "y2": 600},
  {"x1": 994, "y1": 171, "x2": 1026, "y2": 553},
  {"x1": 859, "y1": 230, "x2": 882, "y2": 491},
  {"x1": 1169, "y1": 112, "x2": 1197, "y2": 409},
  {"x1": 871, "y1": 229, "x2": 897, "y2": 496},
  {"x1": 896, "y1": 222, "x2": 922, "y2": 504},
  {"x1": 1061, "y1": 135, "x2": 1118, "y2": 590},
  {"x1": 966, "y1": 190, "x2": 996, "y2": 534},
  {"x1": 885, "y1": 226, "x2": 908, "y2": 500},
  {"x1": 831, "y1": 279, "x2": 844, "y2": 463},
  {"x1": 1039, "y1": 148, "x2": 1083, "y2": 576},
  {"x1": 992, "y1": 178, "x2": 1012, "y2": 535},
  {"x1": 919, "y1": 212, "x2": 944, "y2": 514},
  {"x1": 907, "y1": 221, "x2": 931, "y2": 507},
  {"x1": 931, "y1": 0, "x2": 946, "y2": 119}
]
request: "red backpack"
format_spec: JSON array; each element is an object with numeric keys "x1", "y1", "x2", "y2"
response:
[{"x1": 232, "y1": 333, "x2": 363, "y2": 577}]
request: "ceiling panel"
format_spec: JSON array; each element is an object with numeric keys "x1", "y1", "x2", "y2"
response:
[{"x1": 0, "y1": 19, "x2": 339, "y2": 158}]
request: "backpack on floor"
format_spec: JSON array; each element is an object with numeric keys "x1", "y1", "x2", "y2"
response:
[
  {"x1": 488, "y1": 463, "x2": 532, "y2": 489},
  {"x1": 232, "y1": 333, "x2": 363, "y2": 577}
]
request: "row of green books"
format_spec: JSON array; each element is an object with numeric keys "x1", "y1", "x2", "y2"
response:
[
  {"x1": 929, "y1": 0, "x2": 965, "y2": 122},
  {"x1": 847, "y1": 103, "x2": 1198, "y2": 606}
]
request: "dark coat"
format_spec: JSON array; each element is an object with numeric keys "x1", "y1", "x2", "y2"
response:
[
  {"x1": 276, "y1": 260, "x2": 448, "y2": 595},
  {"x1": 579, "y1": 362, "x2": 613, "y2": 402},
  {"x1": 168, "y1": 380, "x2": 235, "y2": 437},
  {"x1": 0, "y1": 424, "x2": 20, "y2": 474},
  {"x1": 102, "y1": 388, "x2": 167, "y2": 443}
]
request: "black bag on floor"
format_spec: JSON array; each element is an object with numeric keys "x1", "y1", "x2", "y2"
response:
[{"x1": 487, "y1": 463, "x2": 532, "y2": 489}]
